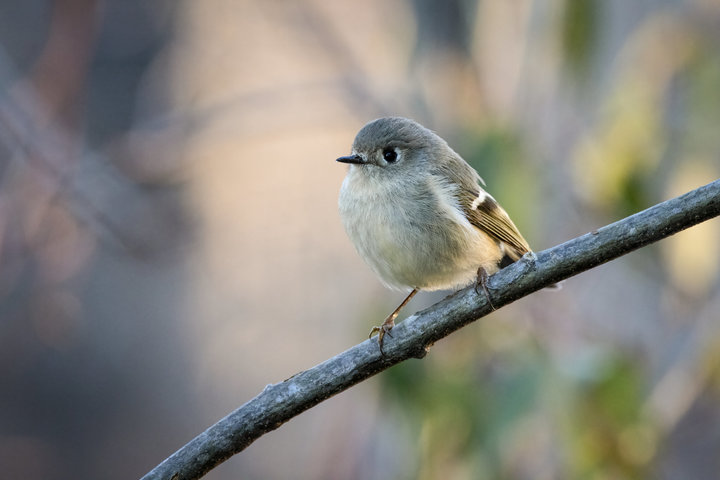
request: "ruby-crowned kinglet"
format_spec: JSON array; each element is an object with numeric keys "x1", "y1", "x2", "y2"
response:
[{"x1": 337, "y1": 117, "x2": 536, "y2": 352}]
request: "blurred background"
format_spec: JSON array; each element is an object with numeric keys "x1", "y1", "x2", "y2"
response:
[{"x1": 1, "y1": 1, "x2": 719, "y2": 479}]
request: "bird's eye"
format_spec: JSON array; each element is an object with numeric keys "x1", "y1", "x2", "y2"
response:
[{"x1": 382, "y1": 148, "x2": 398, "y2": 163}]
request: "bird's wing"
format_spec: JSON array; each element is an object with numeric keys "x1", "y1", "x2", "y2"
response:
[
  {"x1": 433, "y1": 150, "x2": 532, "y2": 261},
  {"x1": 458, "y1": 186, "x2": 531, "y2": 261}
]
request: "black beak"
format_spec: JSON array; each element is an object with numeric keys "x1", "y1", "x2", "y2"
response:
[{"x1": 336, "y1": 154, "x2": 366, "y2": 165}]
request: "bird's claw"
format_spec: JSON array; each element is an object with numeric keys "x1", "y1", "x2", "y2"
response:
[
  {"x1": 369, "y1": 321, "x2": 394, "y2": 355},
  {"x1": 475, "y1": 266, "x2": 496, "y2": 311}
]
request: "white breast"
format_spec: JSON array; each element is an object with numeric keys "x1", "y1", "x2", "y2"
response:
[{"x1": 339, "y1": 169, "x2": 504, "y2": 291}]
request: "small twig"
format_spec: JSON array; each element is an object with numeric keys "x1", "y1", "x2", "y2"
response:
[{"x1": 142, "y1": 179, "x2": 720, "y2": 480}]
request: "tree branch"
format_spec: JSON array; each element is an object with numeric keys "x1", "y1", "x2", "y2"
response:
[{"x1": 141, "y1": 179, "x2": 720, "y2": 480}]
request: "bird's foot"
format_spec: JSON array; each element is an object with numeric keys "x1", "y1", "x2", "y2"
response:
[
  {"x1": 474, "y1": 266, "x2": 496, "y2": 311},
  {"x1": 369, "y1": 318, "x2": 395, "y2": 355},
  {"x1": 368, "y1": 288, "x2": 418, "y2": 355}
]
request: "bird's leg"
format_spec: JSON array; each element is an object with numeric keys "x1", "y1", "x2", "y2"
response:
[
  {"x1": 475, "y1": 266, "x2": 496, "y2": 311},
  {"x1": 369, "y1": 288, "x2": 418, "y2": 354}
]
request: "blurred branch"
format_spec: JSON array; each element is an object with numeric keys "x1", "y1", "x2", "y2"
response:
[{"x1": 142, "y1": 179, "x2": 720, "y2": 480}]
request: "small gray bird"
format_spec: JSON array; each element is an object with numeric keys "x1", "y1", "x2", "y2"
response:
[{"x1": 337, "y1": 117, "x2": 534, "y2": 352}]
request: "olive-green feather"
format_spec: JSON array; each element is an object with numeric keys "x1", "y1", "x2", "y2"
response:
[
  {"x1": 458, "y1": 188, "x2": 531, "y2": 260},
  {"x1": 429, "y1": 147, "x2": 531, "y2": 261}
]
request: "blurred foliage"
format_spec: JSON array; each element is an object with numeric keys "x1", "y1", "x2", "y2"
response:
[
  {"x1": 561, "y1": 0, "x2": 599, "y2": 79},
  {"x1": 459, "y1": 126, "x2": 540, "y2": 238},
  {"x1": 572, "y1": 12, "x2": 719, "y2": 219},
  {"x1": 380, "y1": 329, "x2": 658, "y2": 479},
  {"x1": 686, "y1": 50, "x2": 720, "y2": 148},
  {"x1": 573, "y1": 74, "x2": 665, "y2": 217},
  {"x1": 381, "y1": 324, "x2": 547, "y2": 479},
  {"x1": 565, "y1": 354, "x2": 654, "y2": 479}
]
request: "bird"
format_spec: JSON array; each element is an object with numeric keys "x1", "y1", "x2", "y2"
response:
[{"x1": 337, "y1": 116, "x2": 536, "y2": 352}]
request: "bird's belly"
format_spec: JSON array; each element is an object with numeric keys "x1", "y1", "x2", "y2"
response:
[
  {"x1": 350, "y1": 212, "x2": 503, "y2": 292},
  {"x1": 339, "y1": 174, "x2": 505, "y2": 292}
]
